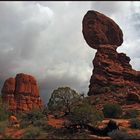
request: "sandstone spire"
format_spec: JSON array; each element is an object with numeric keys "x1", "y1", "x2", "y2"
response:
[
  {"x1": 1, "y1": 73, "x2": 43, "y2": 112},
  {"x1": 82, "y1": 10, "x2": 140, "y2": 96}
]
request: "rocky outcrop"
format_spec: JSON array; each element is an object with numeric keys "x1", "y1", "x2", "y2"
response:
[
  {"x1": 1, "y1": 73, "x2": 43, "y2": 112},
  {"x1": 1, "y1": 78, "x2": 16, "y2": 111},
  {"x1": 82, "y1": 10, "x2": 140, "y2": 96}
]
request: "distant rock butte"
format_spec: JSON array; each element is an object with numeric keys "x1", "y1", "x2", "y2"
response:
[
  {"x1": 1, "y1": 73, "x2": 43, "y2": 112},
  {"x1": 82, "y1": 10, "x2": 140, "y2": 96}
]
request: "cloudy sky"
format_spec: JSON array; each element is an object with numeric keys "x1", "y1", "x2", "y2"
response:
[{"x1": 0, "y1": 1, "x2": 140, "y2": 103}]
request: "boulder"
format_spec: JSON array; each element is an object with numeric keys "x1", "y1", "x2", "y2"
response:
[{"x1": 82, "y1": 10, "x2": 123, "y2": 49}]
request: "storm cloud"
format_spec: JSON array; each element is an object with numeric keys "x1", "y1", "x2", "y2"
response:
[{"x1": 0, "y1": 1, "x2": 140, "y2": 103}]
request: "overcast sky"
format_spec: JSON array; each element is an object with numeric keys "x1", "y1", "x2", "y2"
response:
[{"x1": 0, "y1": 1, "x2": 140, "y2": 103}]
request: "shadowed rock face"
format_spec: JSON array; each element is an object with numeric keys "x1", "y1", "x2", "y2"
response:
[
  {"x1": 1, "y1": 73, "x2": 43, "y2": 112},
  {"x1": 82, "y1": 10, "x2": 140, "y2": 96}
]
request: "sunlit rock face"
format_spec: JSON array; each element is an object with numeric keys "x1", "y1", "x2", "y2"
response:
[
  {"x1": 82, "y1": 10, "x2": 140, "y2": 96},
  {"x1": 1, "y1": 73, "x2": 43, "y2": 112}
]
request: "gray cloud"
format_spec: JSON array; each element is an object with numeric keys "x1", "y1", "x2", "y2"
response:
[
  {"x1": 0, "y1": 1, "x2": 140, "y2": 104},
  {"x1": 91, "y1": 1, "x2": 128, "y2": 16},
  {"x1": 0, "y1": 1, "x2": 94, "y2": 104}
]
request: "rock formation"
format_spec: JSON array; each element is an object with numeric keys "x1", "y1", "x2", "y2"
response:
[
  {"x1": 82, "y1": 10, "x2": 140, "y2": 96},
  {"x1": 1, "y1": 73, "x2": 43, "y2": 112}
]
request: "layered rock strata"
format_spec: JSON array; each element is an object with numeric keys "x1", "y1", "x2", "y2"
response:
[
  {"x1": 82, "y1": 10, "x2": 140, "y2": 96},
  {"x1": 1, "y1": 73, "x2": 43, "y2": 112}
]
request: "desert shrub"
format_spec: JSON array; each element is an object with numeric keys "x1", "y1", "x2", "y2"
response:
[
  {"x1": 47, "y1": 128, "x2": 92, "y2": 139},
  {"x1": 21, "y1": 127, "x2": 40, "y2": 139},
  {"x1": 33, "y1": 118, "x2": 47, "y2": 128},
  {"x1": 15, "y1": 112, "x2": 24, "y2": 120},
  {"x1": 20, "y1": 108, "x2": 45, "y2": 128},
  {"x1": 108, "y1": 130, "x2": 140, "y2": 139},
  {"x1": 48, "y1": 87, "x2": 82, "y2": 114},
  {"x1": 102, "y1": 103, "x2": 122, "y2": 118},
  {"x1": 47, "y1": 127, "x2": 71, "y2": 139},
  {"x1": 42, "y1": 106, "x2": 49, "y2": 117},
  {"x1": 108, "y1": 130, "x2": 128, "y2": 139},
  {"x1": 0, "y1": 97, "x2": 8, "y2": 121},
  {"x1": 20, "y1": 120, "x2": 29, "y2": 129},
  {"x1": 42, "y1": 124, "x2": 55, "y2": 132},
  {"x1": 69, "y1": 102, "x2": 103, "y2": 126},
  {"x1": 72, "y1": 132, "x2": 94, "y2": 139},
  {"x1": 1, "y1": 135, "x2": 13, "y2": 139},
  {"x1": 0, "y1": 121, "x2": 12, "y2": 139},
  {"x1": 123, "y1": 109, "x2": 139, "y2": 119},
  {"x1": 0, "y1": 108, "x2": 8, "y2": 121},
  {"x1": 130, "y1": 118, "x2": 140, "y2": 129},
  {"x1": 0, "y1": 121, "x2": 8, "y2": 134}
]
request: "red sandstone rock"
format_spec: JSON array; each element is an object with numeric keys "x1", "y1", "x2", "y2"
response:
[
  {"x1": 1, "y1": 78, "x2": 15, "y2": 94},
  {"x1": 126, "y1": 92, "x2": 140, "y2": 102},
  {"x1": 82, "y1": 10, "x2": 123, "y2": 49},
  {"x1": 15, "y1": 73, "x2": 39, "y2": 97},
  {"x1": 88, "y1": 44, "x2": 140, "y2": 96},
  {"x1": 1, "y1": 73, "x2": 43, "y2": 112},
  {"x1": 1, "y1": 78, "x2": 16, "y2": 111},
  {"x1": 82, "y1": 11, "x2": 140, "y2": 97}
]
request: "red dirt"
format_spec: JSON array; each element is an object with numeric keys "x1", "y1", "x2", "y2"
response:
[
  {"x1": 4, "y1": 128, "x2": 25, "y2": 139},
  {"x1": 47, "y1": 115, "x2": 66, "y2": 128},
  {"x1": 100, "y1": 119, "x2": 130, "y2": 128},
  {"x1": 127, "y1": 129, "x2": 140, "y2": 135}
]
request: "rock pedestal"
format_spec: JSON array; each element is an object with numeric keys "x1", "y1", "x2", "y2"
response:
[{"x1": 82, "y1": 10, "x2": 140, "y2": 96}]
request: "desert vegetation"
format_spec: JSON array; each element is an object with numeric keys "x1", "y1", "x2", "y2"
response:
[
  {"x1": 102, "y1": 103, "x2": 122, "y2": 118},
  {"x1": 0, "y1": 86, "x2": 140, "y2": 139}
]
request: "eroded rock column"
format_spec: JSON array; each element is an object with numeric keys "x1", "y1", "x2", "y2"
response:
[{"x1": 82, "y1": 10, "x2": 140, "y2": 96}]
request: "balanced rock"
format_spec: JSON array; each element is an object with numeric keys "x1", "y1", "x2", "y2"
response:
[
  {"x1": 82, "y1": 10, "x2": 140, "y2": 96},
  {"x1": 1, "y1": 73, "x2": 43, "y2": 112},
  {"x1": 82, "y1": 10, "x2": 123, "y2": 49}
]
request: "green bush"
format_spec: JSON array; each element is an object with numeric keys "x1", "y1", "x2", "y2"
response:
[
  {"x1": 20, "y1": 108, "x2": 45, "y2": 128},
  {"x1": 0, "y1": 108, "x2": 8, "y2": 121},
  {"x1": 0, "y1": 121, "x2": 8, "y2": 134},
  {"x1": 33, "y1": 118, "x2": 47, "y2": 128},
  {"x1": 108, "y1": 130, "x2": 140, "y2": 139},
  {"x1": 130, "y1": 118, "x2": 140, "y2": 129},
  {"x1": 0, "y1": 97, "x2": 8, "y2": 121},
  {"x1": 47, "y1": 128, "x2": 92, "y2": 139},
  {"x1": 102, "y1": 103, "x2": 122, "y2": 118},
  {"x1": 123, "y1": 109, "x2": 139, "y2": 119},
  {"x1": 42, "y1": 124, "x2": 55, "y2": 131},
  {"x1": 69, "y1": 102, "x2": 103, "y2": 126},
  {"x1": 20, "y1": 120, "x2": 29, "y2": 129},
  {"x1": 21, "y1": 127, "x2": 40, "y2": 139},
  {"x1": 48, "y1": 87, "x2": 82, "y2": 114}
]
